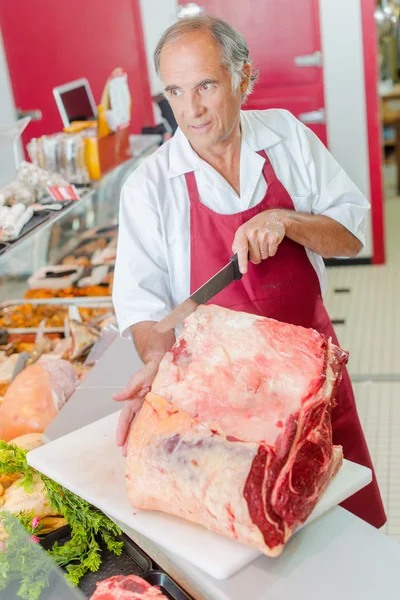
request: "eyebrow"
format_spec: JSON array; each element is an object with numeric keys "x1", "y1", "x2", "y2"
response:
[
  {"x1": 164, "y1": 79, "x2": 218, "y2": 93},
  {"x1": 164, "y1": 84, "x2": 181, "y2": 93}
]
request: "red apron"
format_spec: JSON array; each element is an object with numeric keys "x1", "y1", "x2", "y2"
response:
[{"x1": 185, "y1": 149, "x2": 386, "y2": 528}]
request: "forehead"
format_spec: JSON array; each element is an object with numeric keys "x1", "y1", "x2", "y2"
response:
[{"x1": 160, "y1": 30, "x2": 226, "y2": 85}]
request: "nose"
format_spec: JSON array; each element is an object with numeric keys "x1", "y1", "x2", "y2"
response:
[{"x1": 185, "y1": 91, "x2": 205, "y2": 120}]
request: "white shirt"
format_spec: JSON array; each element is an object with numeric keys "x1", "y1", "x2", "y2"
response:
[{"x1": 113, "y1": 109, "x2": 370, "y2": 337}]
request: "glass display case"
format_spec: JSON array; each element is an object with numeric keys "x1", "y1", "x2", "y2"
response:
[{"x1": 0, "y1": 141, "x2": 158, "y2": 301}]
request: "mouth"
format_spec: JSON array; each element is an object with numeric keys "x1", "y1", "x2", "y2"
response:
[{"x1": 190, "y1": 122, "x2": 212, "y2": 132}]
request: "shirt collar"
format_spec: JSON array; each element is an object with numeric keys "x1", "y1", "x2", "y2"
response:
[
  {"x1": 167, "y1": 110, "x2": 282, "y2": 179},
  {"x1": 167, "y1": 127, "x2": 200, "y2": 179},
  {"x1": 240, "y1": 110, "x2": 282, "y2": 152}
]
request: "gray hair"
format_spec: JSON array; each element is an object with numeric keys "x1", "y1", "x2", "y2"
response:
[{"x1": 154, "y1": 16, "x2": 259, "y2": 101}]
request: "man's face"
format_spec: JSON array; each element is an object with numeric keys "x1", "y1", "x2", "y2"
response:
[{"x1": 160, "y1": 31, "x2": 243, "y2": 152}]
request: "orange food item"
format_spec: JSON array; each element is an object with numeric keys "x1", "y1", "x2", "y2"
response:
[
  {"x1": 0, "y1": 304, "x2": 110, "y2": 328},
  {"x1": 0, "y1": 304, "x2": 67, "y2": 328},
  {"x1": 61, "y1": 256, "x2": 92, "y2": 268},
  {"x1": 24, "y1": 286, "x2": 110, "y2": 299},
  {"x1": 0, "y1": 358, "x2": 78, "y2": 441}
]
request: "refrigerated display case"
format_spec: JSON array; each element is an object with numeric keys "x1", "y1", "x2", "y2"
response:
[{"x1": 0, "y1": 140, "x2": 159, "y2": 301}]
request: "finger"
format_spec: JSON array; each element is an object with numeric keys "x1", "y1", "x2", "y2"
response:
[
  {"x1": 259, "y1": 239, "x2": 269, "y2": 260},
  {"x1": 122, "y1": 429, "x2": 133, "y2": 457},
  {"x1": 120, "y1": 394, "x2": 147, "y2": 454},
  {"x1": 122, "y1": 439, "x2": 129, "y2": 457},
  {"x1": 113, "y1": 390, "x2": 129, "y2": 402},
  {"x1": 112, "y1": 374, "x2": 144, "y2": 402},
  {"x1": 232, "y1": 229, "x2": 249, "y2": 274},
  {"x1": 248, "y1": 233, "x2": 262, "y2": 265},
  {"x1": 113, "y1": 387, "x2": 137, "y2": 402},
  {"x1": 268, "y1": 234, "x2": 282, "y2": 257},
  {"x1": 116, "y1": 402, "x2": 137, "y2": 447}
]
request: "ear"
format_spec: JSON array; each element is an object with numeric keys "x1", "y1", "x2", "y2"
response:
[{"x1": 240, "y1": 63, "x2": 251, "y2": 95}]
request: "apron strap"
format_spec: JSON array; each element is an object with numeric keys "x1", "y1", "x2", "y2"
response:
[
  {"x1": 257, "y1": 149, "x2": 278, "y2": 186},
  {"x1": 184, "y1": 172, "x2": 201, "y2": 207}
]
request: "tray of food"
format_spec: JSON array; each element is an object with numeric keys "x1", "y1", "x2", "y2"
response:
[
  {"x1": 27, "y1": 265, "x2": 84, "y2": 290},
  {"x1": 81, "y1": 224, "x2": 119, "y2": 239},
  {"x1": 145, "y1": 572, "x2": 195, "y2": 600},
  {"x1": 24, "y1": 285, "x2": 113, "y2": 299},
  {"x1": 0, "y1": 298, "x2": 112, "y2": 307},
  {"x1": 26, "y1": 263, "x2": 114, "y2": 292},
  {"x1": 0, "y1": 311, "x2": 118, "y2": 421},
  {"x1": 0, "y1": 301, "x2": 113, "y2": 333},
  {"x1": 57, "y1": 223, "x2": 118, "y2": 269},
  {"x1": 89, "y1": 573, "x2": 195, "y2": 600},
  {"x1": 0, "y1": 446, "x2": 194, "y2": 600},
  {"x1": 0, "y1": 168, "x2": 75, "y2": 247},
  {"x1": 40, "y1": 528, "x2": 154, "y2": 599}
]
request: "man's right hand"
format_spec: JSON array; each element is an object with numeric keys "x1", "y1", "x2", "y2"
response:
[{"x1": 113, "y1": 360, "x2": 160, "y2": 455}]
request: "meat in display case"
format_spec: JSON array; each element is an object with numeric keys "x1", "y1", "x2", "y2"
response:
[{"x1": 0, "y1": 149, "x2": 157, "y2": 433}]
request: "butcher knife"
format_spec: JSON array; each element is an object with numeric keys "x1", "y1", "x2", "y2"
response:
[
  {"x1": 10, "y1": 351, "x2": 31, "y2": 382},
  {"x1": 155, "y1": 253, "x2": 243, "y2": 334}
]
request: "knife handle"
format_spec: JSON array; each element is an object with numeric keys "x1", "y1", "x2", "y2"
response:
[{"x1": 230, "y1": 254, "x2": 243, "y2": 280}]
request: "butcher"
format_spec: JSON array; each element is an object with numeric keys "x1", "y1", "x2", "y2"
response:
[{"x1": 112, "y1": 15, "x2": 386, "y2": 529}]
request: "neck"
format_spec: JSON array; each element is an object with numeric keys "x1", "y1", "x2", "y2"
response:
[{"x1": 192, "y1": 117, "x2": 242, "y2": 174}]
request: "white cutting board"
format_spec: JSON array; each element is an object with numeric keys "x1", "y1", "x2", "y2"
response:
[{"x1": 27, "y1": 411, "x2": 372, "y2": 580}]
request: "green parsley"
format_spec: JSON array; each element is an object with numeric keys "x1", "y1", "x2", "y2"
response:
[{"x1": 0, "y1": 440, "x2": 123, "y2": 599}]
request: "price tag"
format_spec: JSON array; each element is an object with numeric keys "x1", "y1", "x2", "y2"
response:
[{"x1": 47, "y1": 185, "x2": 80, "y2": 201}]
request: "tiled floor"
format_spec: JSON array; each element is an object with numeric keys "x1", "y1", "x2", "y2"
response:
[
  {"x1": 324, "y1": 167, "x2": 400, "y2": 542},
  {"x1": 352, "y1": 381, "x2": 400, "y2": 539}
]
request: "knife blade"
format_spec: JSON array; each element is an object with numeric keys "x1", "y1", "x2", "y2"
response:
[
  {"x1": 10, "y1": 320, "x2": 49, "y2": 382},
  {"x1": 155, "y1": 254, "x2": 243, "y2": 334},
  {"x1": 10, "y1": 351, "x2": 31, "y2": 382}
]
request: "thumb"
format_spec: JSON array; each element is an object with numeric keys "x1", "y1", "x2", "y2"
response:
[{"x1": 232, "y1": 229, "x2": 249, "y2": 275}]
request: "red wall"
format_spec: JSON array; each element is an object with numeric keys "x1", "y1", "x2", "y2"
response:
[
  {"x1": 0, "y1": 0, "x2": 153, "y2": 142},
  {"x1": 361, "y1": 0, "x2": 386, "y2": 264}
]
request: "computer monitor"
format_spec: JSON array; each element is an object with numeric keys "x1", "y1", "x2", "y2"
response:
[{"x1": 53, "y1": 78, "x2": 97, "y2": 127}]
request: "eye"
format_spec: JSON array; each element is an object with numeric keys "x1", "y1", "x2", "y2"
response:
[
  {"x1": 169, "y1": 88, "x2": 182, "y2": 97},
  {"x1": 201, "y1": 82, "x2": 214, "y2": 92}
]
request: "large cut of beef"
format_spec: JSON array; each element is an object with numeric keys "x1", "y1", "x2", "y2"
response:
[
  {"x1": 90, "y1": 575, "x2": 168, "y2": 599},
  {"x1": 126, "y1": 305, "x2": 348, "y2": 556}
]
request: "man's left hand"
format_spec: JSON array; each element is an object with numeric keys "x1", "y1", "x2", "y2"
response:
[{"x1": 232, "y1": 209, "x2": 288, "y2": 274}]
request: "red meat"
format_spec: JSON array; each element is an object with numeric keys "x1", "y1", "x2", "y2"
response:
[{"x1": 126, "y1": 306, "x2": 347, "y2": 556}]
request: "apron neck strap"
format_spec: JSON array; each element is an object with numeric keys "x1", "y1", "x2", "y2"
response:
[
  {"x1": 184, "y1": 171, "x2": 201, "y2": 206},
  {"x1": 257, "y1": 149, "x2": 277, "y2": 186}
]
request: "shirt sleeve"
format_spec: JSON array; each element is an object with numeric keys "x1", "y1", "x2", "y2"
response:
[
  {"x1": 300, "y1": 123, "x2": 371, "y2": 249},
  {"x1": 112, "y1": 178, "x2": 173, "y2": 338}
]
